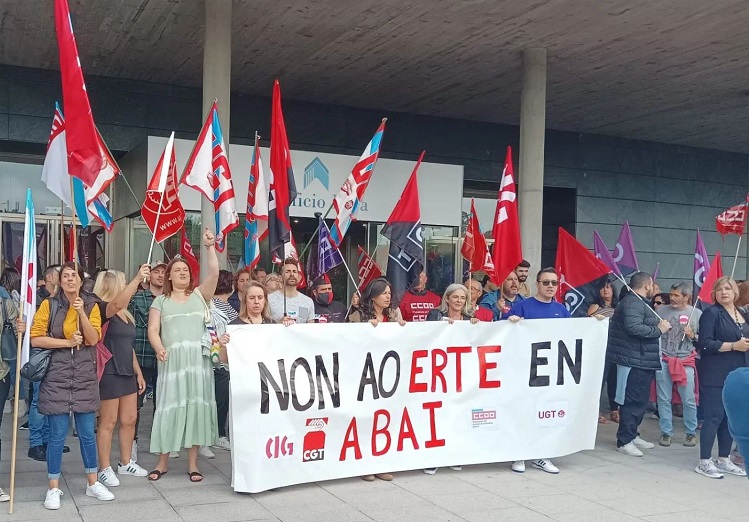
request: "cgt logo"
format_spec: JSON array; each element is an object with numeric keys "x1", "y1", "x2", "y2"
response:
[
  {"x1": 536, "y1": 401, "x2": 569, "y2": 427},
  {"x1": 303, "y1": 417, "x2": 328, "y2": 462},
  {"x1": 266, "y1": 436, "x2": 294, "y2": 459}
]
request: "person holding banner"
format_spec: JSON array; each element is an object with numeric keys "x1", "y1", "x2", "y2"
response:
[
  {"x1": 507, "y1": 268, "x2": 570, "y2": 474},
  {"x1": 30, "y1": 263, "x2": 112, "y2": 509},
  {"x1": 146, "y1": 228, "x2": 219, "y2": 483},
  {"x1": 347, "y1": 277, "x2": 404, "y2": 482},
  {"x1": 423, "y1": 283, "x2": 478, "y2": 475},
  {"x1": 216, "y1": 282, "x2": 275, "y2": 365},
  {"x1": 694, "y1": 277, "x2": 748, "y2": 479},
  {"x1": 311, "y1": 275, "x2": 347, "y2": 323}
]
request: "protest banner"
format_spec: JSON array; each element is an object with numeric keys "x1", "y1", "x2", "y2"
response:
[{"x1": 227, "y1": 318, "x2": 608, "y2": 493}]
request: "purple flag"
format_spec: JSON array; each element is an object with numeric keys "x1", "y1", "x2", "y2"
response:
[
  {"x1": 652, "y1": 262, "x2": 660, "y2": 282},
  {"x1": 693, "y1": 229, "x2": 710, "y2": 302},
  {"x1": 593, "y1": 231, "x2": 621, "y2": 276},
  {"x1": 613, "y1": 221, "x2": 639, "y2": 275},
  {"x1": 317, "y1": 216, "x2": 344, "y2": 277}
]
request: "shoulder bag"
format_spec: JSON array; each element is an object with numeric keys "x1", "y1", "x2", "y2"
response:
[
  {"x1": 20, "y1": 299, "x2": 60, "y2": 382},
  {"x1": 0, "y1": 298, "x2": 18, "y2": 362}
]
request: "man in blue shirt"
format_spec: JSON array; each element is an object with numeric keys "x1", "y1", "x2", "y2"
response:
[
  {"x1": 507, "y1": 267, "x2": 569, "y2": 475},
  {"x1": 507, "y1": 267, "x2": 570, "y2": 321}
]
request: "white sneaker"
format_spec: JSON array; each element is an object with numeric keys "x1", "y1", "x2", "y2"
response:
[
  {"x1": 531, "y1": 459, "x2": 559, "y2": 474},
  {"x1": 86, "y1": 481, "x2": 115, "y2": 501},
  {"x1": 213, "y1": 436, "x2": 231, "y2": 451},
  {"x1": 511, "y1": 460, "x2": 526, "y2": 473},
  {"x1": 97, "y1": 466, "x2": 120, "y2": 487},
  {"x1": 714, "y1": 458, "x2": 747, "y2": 477},
  {"x1": 131, "y1": 441, "x2": 139, "y2": 463},
  {"x1": 695, "y1": 460, "x2": 724, "y2": 479},
  {"x1": 169, "y1": 451, "x2": 180, "y2": 459},
  {"x1": 118, "y1": 459, "x2": 148, "y2": 477},
  {"x1": 449, "y1": 466, "x2": 462, "y2": 471},
  {"x1": 423, "y1": 468, "x2": 437, "y2": 475},
  {"x1": 632, "y1": 436, "x2": 655, "y2": 449},
  {"x1": 199, "y1": 446, "x2": 215, "y2": 459},
  {"x1": 43, "y1": 488, "x2": 63, "y2": 510},
  {"x1": 0, "y1": 487, "x2": 9, "y2": 502},
  {"x1": 617, "y1": 442, "x2": 644, "y2": 457}
]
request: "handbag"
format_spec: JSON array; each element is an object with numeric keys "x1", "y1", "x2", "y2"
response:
[
  {"x1": 96, "y1": 322, "x2": 112, "y2": 382},
  {"x1": 20, "y1": 298, "x2": 60, "y2": 382},
  {"x1": 0, "y1": 298, "x2": 17, "y2": 362}
]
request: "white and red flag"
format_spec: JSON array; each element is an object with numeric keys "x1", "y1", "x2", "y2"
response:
[
  {"x1": 716, "y1": 197, "x2": 749, "y2": 237},
  {"x1": 180, "y1": 227, "x2": 201, "y2": 282},
  {"x1": 181, "y1": 101, "x2": 239, "y2": 252},
  {"x1": 54, "y1": 0, "x2": 102, "y2": 188},
  {"x1": 490, "y1": 146, "x2": 522, "y2": 285},
  {"x1": 142, "y1": 133, "x2": 185, "y2": 243},
  {"x1": 356, "y1": 246, "x2": 384, "y2": 291},
  {"x1": 20, "y1": 189, "x2": 37, "y2": 366}
]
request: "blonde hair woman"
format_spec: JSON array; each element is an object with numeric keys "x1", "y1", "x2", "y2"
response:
[
  {"x1": 93, "y1": 266, "x2": 151, "y2": 487},
  {"x1": 426, "y1": 284, "x2": 479, "y2": 323}
]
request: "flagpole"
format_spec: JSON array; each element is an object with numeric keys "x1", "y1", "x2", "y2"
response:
[
  {"x1": 731, "y1": 236, "x2": 742, "y2": 279},
  {"x1": 611, "y1": 272, "x2": 663, "y2": 321},
  {"x1": 298, "y1": 202, "x2": 334, "y2": 262},
  {"x1": 320, "y1": 218, "x2": 360, "y2": 292},
  {"x1": 146, "y1": 188, "x2": 168, "y2": 267},
  {"x1": 60, "y1": 199, "x2": 65, "y2": 265},
  {"x1": 8, "y1": 302, "x2": 24, "y2": 514},
  {"x1": 682, "y1": 297, "x2": 700, "y2": 342}
]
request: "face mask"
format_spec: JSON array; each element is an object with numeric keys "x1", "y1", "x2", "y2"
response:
[{"x1": 316, "y1": 292, "x2": 333, "y2": 306}]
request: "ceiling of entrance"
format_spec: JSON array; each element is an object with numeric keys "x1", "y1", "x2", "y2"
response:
[{"x1": 1, "y1": 0, "x2": 747, "y2": 152}]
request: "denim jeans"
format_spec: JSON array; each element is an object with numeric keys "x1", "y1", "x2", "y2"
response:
[
  {"x1": 28, "y1": 381, "x2": 49, "y2": 448},
  {"x1": 655, "y1": 361, "x2": 698, "y2": 436},
  {"x1": 47, "y1": 412, "x2": 97, "y2": 479}
]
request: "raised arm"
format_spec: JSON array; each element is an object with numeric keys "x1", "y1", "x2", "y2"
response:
[
  {"x1": 105, "y1": 265, "x2": 150, "y2": 319},
  {"x1": 198, "y1": 228, "x2": 219, "y2": 301}
]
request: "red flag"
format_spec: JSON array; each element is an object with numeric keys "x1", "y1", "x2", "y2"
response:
[
  {"x1": 268, "y1": 80, "x2": 298, "y2": 262},
  {"x1": 141, "y1": 135, "x2": 185, "y2": 243},
  {"x1": 462, "y1": 198, "x2": 495, "y2": 277},
  {"x1": 180, "y1": 227, "x2": 200, "y2": 281},
  {"x1": 356, "y1": 246, "x2": 384, "y2": 291},
  {"x1": 491, "y1": 147, "x2": 522, "y2": 285},
  {"x1": 697, "y1": 251, "x2": 723, "y2": 304},
  {"x1": 555, "y1": 228, "x2": 611, "y2": 317},
  {"x1": 54, "y1": 0, "x2": 102, "y2": 187},
  {"x1": 716, "y1": 200, "x2": 748, "y2": 237}
]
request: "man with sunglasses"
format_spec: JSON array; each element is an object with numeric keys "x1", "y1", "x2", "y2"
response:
[{"x1": 506, "y1": 268, "x2": 570, "y2": 475}]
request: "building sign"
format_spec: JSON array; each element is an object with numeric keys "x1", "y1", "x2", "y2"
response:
[{"x1": 146, "y1": 137, "x2": 464, "y2": 227}]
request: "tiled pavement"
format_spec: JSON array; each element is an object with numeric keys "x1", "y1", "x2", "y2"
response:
[{"x1": 0, "y1": 408, "x2": 746, "y2": 522}]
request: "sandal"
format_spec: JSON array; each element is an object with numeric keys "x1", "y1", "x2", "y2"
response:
[
  {"x1": 188, "y1": 471, "x2": 203, "y2": 483},
  {"x1": 148, "y1": 469, "x2": 168, "y2": 481},
  {"x1": 609, "y1": 411, "x2": 620, "y2": 423},
  {"x1": 598, "y1": 415, "x2": 609, "y2": 424}
]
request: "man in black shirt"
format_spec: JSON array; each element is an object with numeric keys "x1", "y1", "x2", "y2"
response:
[{"x1": 311, "y1": 275, "x2": 347, "y2": 323}]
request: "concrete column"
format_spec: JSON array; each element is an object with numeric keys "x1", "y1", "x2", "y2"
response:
[
  {"x1": 201, "y1": 0, "x2": 232, "y2": 271},
  {"x1": 518, "y1": 48, "x2": 547, "y2": 273}
]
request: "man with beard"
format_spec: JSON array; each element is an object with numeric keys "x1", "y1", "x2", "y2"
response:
[
  {"x1": 398, "y1": 270, "x2": 441, "y2": 322},
  {"x1": 514, "y1": 260, "x2": 531, "y2": 298},
  {"x1": 607, "y1": 271, "x2": 672, "y2": 457},
  {"x1": 480, "y1": 272, "x2": 525, "y2": 321},
  {"x1": 311, "y1": 275, "x2": 347, "y2": 323},
  {"x1": 268, "y1": 258, "x2": 315, "y2": 323}
]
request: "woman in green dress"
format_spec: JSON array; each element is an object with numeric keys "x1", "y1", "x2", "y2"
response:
[{"x1": 146, "y1": 228, "x2": 219, "y2": 482}]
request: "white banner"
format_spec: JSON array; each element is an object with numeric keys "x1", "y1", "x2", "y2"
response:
[{"x1": 227, "y1": 318, "x2": 608, "y2": 493}]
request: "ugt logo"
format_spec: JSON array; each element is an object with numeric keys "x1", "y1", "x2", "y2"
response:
[{"x1": 303, "y1": 417, "x2": 328, "y2": 462}]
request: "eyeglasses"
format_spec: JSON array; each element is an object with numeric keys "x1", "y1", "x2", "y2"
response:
[{"x1": 538, "y1": 280, "x2": 559, "y2": 287}]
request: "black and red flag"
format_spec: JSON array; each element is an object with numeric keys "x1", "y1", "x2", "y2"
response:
[
  {"x1": 381, "y1": 151, "x2": 426, "y2": 308},
  {"x1": 268, "y1": 80, "x2": 298, "y2": 262},
  {"x1": 555, "y1": 227, "x2": 611, "y2": 317}
]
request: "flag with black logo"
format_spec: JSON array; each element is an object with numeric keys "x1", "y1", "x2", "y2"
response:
[
  {"x1": 381, "y1": 151, "x2": 425, "y2": 308},
  {"x1": 555, "y1": 227, "x2": 611, "y2": 317}
]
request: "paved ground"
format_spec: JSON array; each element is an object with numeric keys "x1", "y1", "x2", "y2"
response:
[{"x1": 0, "y1": 406, "x2": 746, "y2": 522}]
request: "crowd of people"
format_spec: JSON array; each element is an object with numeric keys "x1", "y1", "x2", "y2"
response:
[{"x1": 0, "y1": 233, "x2": 747, "y2": 509}]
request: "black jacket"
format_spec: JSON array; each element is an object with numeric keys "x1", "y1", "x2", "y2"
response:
[
  {"x1": 606, "y1": 292, "x2": 662, "y2": 370},
  {"x1": 426, "y1": 309, "x2": 472, "y2": 322},
  {"x1": 696, "y1": 304, "x2": 749, "y2": 387}
]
